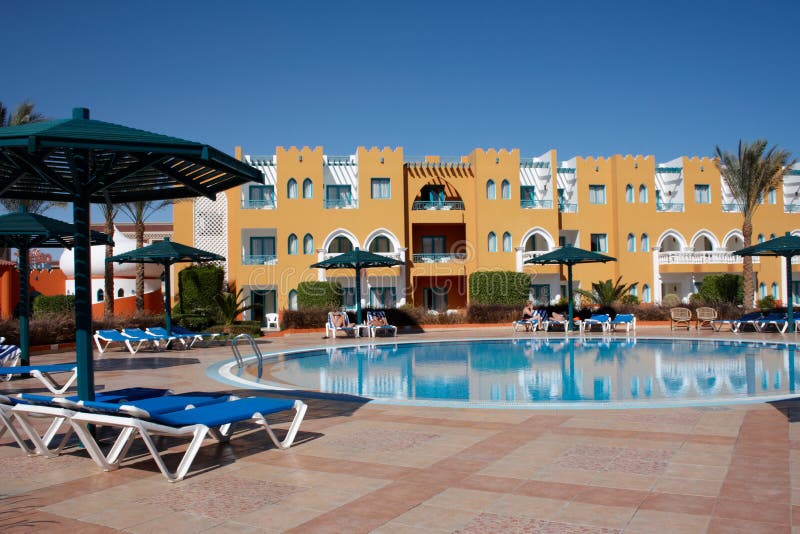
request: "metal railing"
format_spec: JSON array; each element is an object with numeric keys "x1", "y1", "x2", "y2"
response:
[
  {"x1": 411, "y1": 200, "x2": 464, "y2": 211},
  {"x1": 412, "y1": 253, "x2": 467, "y2": 263},
  {"x1": 558, "y1": 203, "x2": 578, "y2": 213},
  {"x1": 520, "y1": 159, "x2": 550, "y2": 168},
  {"x1": 721, "y1": 203, "x2": 744, "y2": 212},
  {"x1": 324, "y1": 198, "x2": 357, "y2": 209},
  {"x1": 656, "y1": 202, "x2": 684, "y2": 212},
  {"x1": 319, "y1": 251, "x2": 404, "y2": 262},
  {"x1": 325, "y1": 156, "x2": 354, "y2": 165},
  {"x1": 242, "y1": 199, "x2": 276, "y2": 209},
  {"x1": 231, "y1": 334, "x2": 263, "y2": 368},
  {"x1": 657, "y1": 251, "x2": 759, "y2": 265},
  {"x1": 243, "y1": 254, "x2": 278, "y2": 265},
  {"x1": 785, "y1": 204, "x2": 800, "y2": 213},
  {"x1": 520, "y1": 199, "x2": 552, "y2": 209},
  {"x1": 521, "y1": 251, "x2": 548, "y2": 262}
]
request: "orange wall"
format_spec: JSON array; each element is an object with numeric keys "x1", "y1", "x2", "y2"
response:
[{"x1": 91, "y1": 290, "x2": 163, "y2": 320}]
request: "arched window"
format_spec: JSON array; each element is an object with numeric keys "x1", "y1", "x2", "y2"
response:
[
  {"x1": 630, "y1": 285, "x2": 638, "y2": 297},
  {"x1": 642, "y1": 284, "x2": 651, "y2": 303},
  {"x1": 772, "y1": 283, "x2": 779, "y2": 299},
  {"x1": 303, "y1": 233, "x2": 314, "y2": 254},
  {"x1": 486, "y1": 179, "x2": 496, "y2": 199},
  {"x1": 288, "y1": 233, "x2": 298, "y2": 255},
  {"x1": 758, "y1": 234, "x2": 765, "y2": 243},
  {"x1": 501, "y1": 180, "x2": 511, "y2": 199},
  {"x1": 759, "y1": 282, "x2": 766, "y2": 299},
  {"x1": 502, "y1": 232, "x2": 512, "y2": 252},
  {"x1": 329, "y1": 236, "x2": 353, "y2": 253},
  {"x1": 369, "y1": 236, "x2": 392, "y2": 253},
  {"x1": 302, "y1": 178, "x2": 313, "y2": 198},
  {"x1": 625, "y1": 184, "x2": 634, "y2": 203},
  {"x1": 641, "y1": 233, "x2": 650, "y2": 252},
  {"x1": 287, "y1": 178, "x2": 298, "y2": 199},
  {"x1": 639, "y1": 184, "x2": 648, "y2": 203},
  {"x1": 288, "y1": 289, "x2": 298, "y2": 310},
  {"x1": 488, "y1": 231, "x2": 497, "y2": 252},
  {"x1": 117, "y1": 288, "x2": 124, "y2": 298},
  {"x1": 97, "y1": 288, "x2": 104, "y2": 303},
  {"x1": 627, "y1": 233, "x2": 635, "y2": 252}
]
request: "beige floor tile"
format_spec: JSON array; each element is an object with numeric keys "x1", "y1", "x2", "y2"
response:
[
  {"x1": 652, "y1": 476, "x2": 723, "y2": 497},
  {"x1": 554, "y1": 501, "x2": 636, "y2": 529},
  {"x1": 423, "y1": 488, "x2": 505, "y2": 511},
  {"x1": 391, "y1": 504, "x2": 478, "y2": 530},
  {"x1": 625, "y1": 509, "x2": 711, "y2": 533},
  {"x1": 485, "y1": 494, "x2": 568, "y2": 519}
]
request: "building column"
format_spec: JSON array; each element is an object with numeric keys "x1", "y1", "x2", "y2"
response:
[
  {"x1": 515, "y1": 246, "x2": 524, "y2": 272},
  {"x1": 316, "y1": 249, "x2": 326, "y2": 281},
  {"x1": 652, "y1": 246, "x2": 662, "y2": 303},
  {"x1": 398, "y1": 247, "x2": 407, "y2": 307}
]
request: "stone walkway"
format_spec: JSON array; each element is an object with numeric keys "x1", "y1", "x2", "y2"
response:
[{"x1": 1, "y1": 327, "x2": 798, "y2": 533}]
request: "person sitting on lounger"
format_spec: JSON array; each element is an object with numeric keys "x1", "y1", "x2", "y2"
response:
[
  {"x1": 369, "y1": 313, "x2": 388, "y2": 327},
  {"x1": 550, "y1": 311, "x2": 566, "y2": 321},
  {"x1": 522, "y1": 301, "x2": 534, "y2": 321}
]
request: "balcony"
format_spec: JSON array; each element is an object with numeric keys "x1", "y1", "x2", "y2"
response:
[
  {"x1": 243, "y1": 254, "x2": 278, "y2": 266},
  {"x1": 722, "y1": 203, "x2": 744, "y2": 213},
  {"x1": 520, "y1": 199, "x2": 553, "y2": 209},
  {"x1": 320, "y1": 251, "x2": 404, "y2": 262},
  {"x1": 657, "y1": 251, "x2": 758, "y2": 265},
  {"x1": 412, "y1": 200, "x2": 464, "y2": 211},
  {"x1": 242, "y1": 199, "x2": 276, "y2": 209},
  {"x1": 785, "y1": 204, "x2": 800, "y2": 213},
  {"x1": 521, "y1": 251, "x2": 548, "y2": 263},
  {"x1": 412, "y1": 253, "x2": 466, "y2": 263},
  {"x1": 324, "y1": 198, "x2": 357, "y2": 209},
  {"x1": 656, "y1": 202, "x2": 684, "y2": 212},
  {"x1": 558, "y1": 203, "x2": 578, "y2": 213}
]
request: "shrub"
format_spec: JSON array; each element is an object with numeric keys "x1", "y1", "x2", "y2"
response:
[
  {"x1": 468, "y1": 271, "x2": 530, "y2": 305},
  {"x1": 697, "y1": 274, "x2": 743, "y2": 305},
  {"x1": 467, "y1": 304, "x2": 520, "y2": 323},
  {"x1": 757, "y1": 295, "x2": 776, "y2": 310},
  {"x1": 662, "y1": 293, "x2": 681, "y2": 307},
  {"x1": 32, "y1": 295, "x2": 75, "y2": 317},
  {"x1": 206, "y1": 321, "x2": 262, "y2": 337},
  {"x1": 297, "y1": 281, "x2": 341, "y2": 308},
  {"x1": 177, "y1": 265, "x2": 224, "y2": 315},
  {"x1": 171, "y1": 313, "x2": 215, "y2": 331},
  {"x1": 281, "y1": 308, "x2": 330, "y2": 329}
]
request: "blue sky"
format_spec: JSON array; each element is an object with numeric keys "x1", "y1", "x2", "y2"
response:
[{"x1": 3, "y1": 0, "x2": 799, "y2": 225}]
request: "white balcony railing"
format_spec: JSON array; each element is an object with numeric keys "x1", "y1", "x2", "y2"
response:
[
  {"x1": 412, "y1": 253, "x2": 466, "y2": 263},
  {"x1": 521, "y1": 250, "x2": 548, "y2": 263},
  {"x1": 320, "y1": 251, "x2": 404, "y2": 262},
  {"x1": 658, "y1": 251, "x2": 759, "y2": 265}
]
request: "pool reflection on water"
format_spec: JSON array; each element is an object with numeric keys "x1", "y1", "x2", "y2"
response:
[{"x1": 239, "y1": 338, "x2": 800, "y2": 405}]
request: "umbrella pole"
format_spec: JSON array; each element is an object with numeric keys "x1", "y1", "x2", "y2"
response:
[
  {"x1": 73, "y1": 188, "x2": 95, "y2": 401},
  {"x1": 163, "y1": 263, "x2": 172, "y2": 334},
  {"x1": 787, "y1": 256, "x2": 795, "y2": 333},
  {"x1": 18, "y1": 244, "x2": 30, "y2": 366},
  {"x1": 355, "y1": 267, "x2": 362, "y2": 325},
  {"x1": 567, "y1": 263, "x2": 574, "y2": 332}
]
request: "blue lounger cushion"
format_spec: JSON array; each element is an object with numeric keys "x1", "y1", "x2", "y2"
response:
[
  {"x1": 0, "y1": 363, "x2": 77, "y2": 376},
  {"x1": 81, "y1": 393, "x2": 231, "y2": 415},
  {"x1": 150, "y1": 397, "x2": 296, "y2": 427}
]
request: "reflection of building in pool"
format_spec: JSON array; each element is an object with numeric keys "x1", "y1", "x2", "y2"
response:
[
  {"x1": 174, "y1": 147, "x2": 800, "y2": 315},
  {"x1": 320, "y1": 344, "x2": 408, "y2": 398}
]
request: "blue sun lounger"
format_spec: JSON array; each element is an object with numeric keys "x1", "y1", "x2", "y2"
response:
[
  {"x1": 68, "y1": 395, "x2": 308, "y2": 482},
  {"x1": 610, "y1": 314, "x2": 636, "y2": 333},
  {"x1": 94, "y1": 329, "x2": 158, "y2": 355},
  {"x1": 3, "y1": 387, "x2": 170, "y2": 456},
  {"x1": 171, "y1": 326, "x2": 220, "y2": 348},
  {"x1": 0, "y1": 362, "x2": 78, "y2": 394},
  {"x1": 755, "y1": 312, "x2": 789, "y2": 333},
  {"x1": 580, "y1": 314, "x2": 611, "y2": 333},
  {"x1": 712, "y1": 312, "x2": 764, "y2": 333},
  {"x1": 147, "y1": 327, "x2": 193, "y2": 349}
]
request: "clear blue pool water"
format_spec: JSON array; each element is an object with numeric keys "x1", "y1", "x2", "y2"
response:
[{"x1": 227, "y1": 338, "x2": 800, "y2": 407}]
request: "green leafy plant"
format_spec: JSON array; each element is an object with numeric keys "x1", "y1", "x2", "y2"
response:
[
  {"x1": 297, "y1": 281, "x2": 342, "y2": 308},
  {"x1": 177, "y1": 265, "x2": 224, "y2": 315},
  {"x1": 32, "y1": 295, "x2": 75, "y2": 317},
  {"x1": 576, "y1": 277, "x2": 637, "y2": 306},
  {"x1": 468, "y1": 271, "x2": 530, "y2": 305},
  {"x1": 757, "y1": 295, "x2": 776, "y2": 310},
  {"x1": 214, "y1": 289, "x2": 254, "y2": 328},
  {"x1": 697, "y1": 274, "x2": 743, "y2": 305}
]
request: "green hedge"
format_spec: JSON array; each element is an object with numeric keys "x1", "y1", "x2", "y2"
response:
[
  {"x1": 696, "y1": 274, "x2": 743, "y2": 305},
  {"x1": 177, "y1": 265, "x2": 224, "y2": 314},
  {"x1": 297, "y1": 281, "x2": 341, "y2": 308},
  {"x1": 468, "y1": 271, "x2": 530, "y2": 305},
  {"x1": 32, "y1": 295, "x2": 75, "y2": 317}
]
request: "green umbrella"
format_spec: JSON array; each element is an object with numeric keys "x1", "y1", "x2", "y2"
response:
[
  {"x1": 734, "y1": 231, "x2": 800, "y2": 332},
  {"x1": 108, "y1": 237, "x2": 224, "y2": 335},
  {"x1": 525, "y1": 244, "x2": 616, "y2": 331},
  {"x1": 0, "y1": 108, "x2": 262, "y2": 401},
  {"x1": 0, "y1": 209, "x2": 112, "y2": 365},
  {"x1": 310, "y1": 247, "x2": 404, "y2": 324}
]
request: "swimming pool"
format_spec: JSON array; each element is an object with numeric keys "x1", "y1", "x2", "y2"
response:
[{"x1": 211, "y1": 337, "x2": 800, "y2": 408}]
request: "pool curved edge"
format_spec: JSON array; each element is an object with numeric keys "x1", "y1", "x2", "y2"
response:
[{"x1": 205, "y1": 335, "x2": 800, "y2": 410}]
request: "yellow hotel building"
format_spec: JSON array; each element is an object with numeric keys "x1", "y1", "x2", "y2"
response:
[{"x1": 173, "y1": 146, "x2": 800, "y2": 323}]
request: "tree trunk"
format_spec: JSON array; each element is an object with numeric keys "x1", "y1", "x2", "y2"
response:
[
  {"x1": 135, "y1": 220, "x2": 145, "y2": 316},
  {"x1": 103, "y1": 205, "x2": 114, "y2": 319},
  {"x1": 742, "y1": 219, "x2": 754, "y2": 309}
]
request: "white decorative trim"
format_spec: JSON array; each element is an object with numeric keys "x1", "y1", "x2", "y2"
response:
[
  {"x1": 688, "y1": 229, "x2": 719, "y2": 251},
  {"x1": 321, "y1": 228, "x2": 360, "y2": 251},
  {"x1": 656, "y1": 229, "x2": 687, "y2": 251},
  {"x1": 363, "y1": 228, "x2": 402, "y2": 254}
]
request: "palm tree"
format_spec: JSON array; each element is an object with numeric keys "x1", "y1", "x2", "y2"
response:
[
  {"x1": 215, "y1": 288, "x2": 254, "y2": 330},
  {"x1": 715, "y1": 140, "x2": 795, "y2": 308},
  {"x1": 118, "y1": 200, "x2": 172, "y2": 315},
  {"x1": 576, "y1": 276, "x2": 637, "y2": 306},
  {"x1": 0, "y1": 101, "x2": 52, "y2": 215},
  {"x1": 101, "y1": 201, "x2": 119, "y2": 319}
]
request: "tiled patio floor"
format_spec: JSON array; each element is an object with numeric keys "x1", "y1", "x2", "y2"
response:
[{"x1": 2, "y1": 326, "x2": 799, "y2": 533}]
